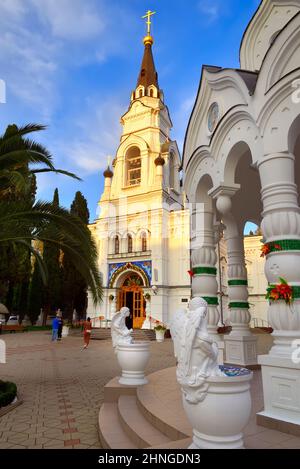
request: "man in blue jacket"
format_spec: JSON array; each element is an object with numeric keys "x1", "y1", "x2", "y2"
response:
[{"x1": 52, "y1": 316, "x2": 59, "y2": 342}]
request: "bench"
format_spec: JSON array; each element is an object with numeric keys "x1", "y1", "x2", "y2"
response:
[{"x1": 1, "y1": 325, "x2": 26, "y2": 334}]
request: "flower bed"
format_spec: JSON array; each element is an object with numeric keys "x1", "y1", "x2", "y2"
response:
[{"x1": 0, "y1": 380, "x2": 17, "y2": 408}]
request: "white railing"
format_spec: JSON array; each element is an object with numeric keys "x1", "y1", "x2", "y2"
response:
[{"x1": 250, "y1": 317, "x2": 271, "y2": 329}]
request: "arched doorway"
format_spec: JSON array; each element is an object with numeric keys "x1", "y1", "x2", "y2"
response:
[{"x1": 117, "y1": 274, "x2": 146, "y2": 329}]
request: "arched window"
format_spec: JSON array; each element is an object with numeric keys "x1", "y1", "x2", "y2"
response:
[
  {"x1": 141, "y1": 233, "x2": 147, "y2": 252},
  {"x1": 139, "y1": 89, "x2": 143, "y2": 98},
  {"x1": 149, "y1": 88, "x2": 154, "y2": 97},
  {"x1": 126, "y1": 146, "x2": 141, "y2": 186},
  {"x1": 169, "y1": 153, "x2": 175, "y2": 189},
  {"x1": 114, "y1": 236, "x2": 120, "y2": 254},
  {"x1": 128, "y1": 234, "x2": 133, "y2": 253}
]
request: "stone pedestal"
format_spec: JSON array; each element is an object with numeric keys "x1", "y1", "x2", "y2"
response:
[
  {"x1": 257, "y1": 354, "x2": 300, "y2": 435},
  {"x1": 225, "y1": 335, "x2": 257, "y2": 366},
  {"x1": 214, "y1": 192, "x2": 257, "y2": 367},
  {"x1": 217, "y1": 340, "x2": 225, "y2": 365}
]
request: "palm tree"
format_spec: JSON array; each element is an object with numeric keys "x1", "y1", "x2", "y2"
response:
[
  {"x1": 0, "y1": 123, "x2": 79, "y2": 199},
  {"x1": 0, "y1": 124, "x2": 102, "y2": 305}
]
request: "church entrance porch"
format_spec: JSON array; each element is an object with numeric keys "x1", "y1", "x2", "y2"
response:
[{"x1": 117, "y1": 275, "x2": 146, "y2": 329}]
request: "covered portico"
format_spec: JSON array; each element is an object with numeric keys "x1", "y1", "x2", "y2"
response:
[{"x1": 183, "y1": 1, "x2": 300, "y2": 434}]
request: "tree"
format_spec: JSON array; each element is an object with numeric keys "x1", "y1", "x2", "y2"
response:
[
  {"x1": 27, "y1": 254, "x2": 44, "y2": 324},
  {"x1": 42, "y1": 189, "x2": 63, "y2": 319},
  {"x1": 62, "y1": 192, "x2": 90, "y2": 319},
  {"x1": 0, "y1": 124, "x2": 102, "y2": 311}
]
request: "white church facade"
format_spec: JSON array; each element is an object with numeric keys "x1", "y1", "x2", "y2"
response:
[{"x1": 87, "y1": 29, "x2": 191, "y2": 328}]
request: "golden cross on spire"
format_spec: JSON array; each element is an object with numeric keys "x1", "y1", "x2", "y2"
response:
[{"x1": 142, "y1": 10, "x2": 156, "y2": 36}]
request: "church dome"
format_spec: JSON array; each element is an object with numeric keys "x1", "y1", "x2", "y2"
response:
[
  {"x1": 103, "y1": 166, "x2": 113, "y2": 178},
  {"x1": 154, "y1": 155, "x2": 165, "y2": 166}
]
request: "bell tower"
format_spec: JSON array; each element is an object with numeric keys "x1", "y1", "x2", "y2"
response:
[
  {"x1": 89, "y1": 12, "x2": 191, "y2": 329},
  {"x1": 100, "y1": 11, "x2": 182, "y2": 211}
]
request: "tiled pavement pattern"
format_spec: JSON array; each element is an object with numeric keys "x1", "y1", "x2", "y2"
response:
[{"x1": 0, "y1": 332, "x2": 176, "y2": 449}]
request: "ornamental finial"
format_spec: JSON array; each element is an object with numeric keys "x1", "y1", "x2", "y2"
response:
[{"x1": 142, "y1": 10, "x2": 156, "y2": 45}]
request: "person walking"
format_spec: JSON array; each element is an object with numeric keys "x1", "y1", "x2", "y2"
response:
[
  {"x1": 57, "y1": 315, "x2": 63, "y2": 341},
  {"x1": 83, "y1": 317, "x2": 92, "y2": 349},
  {"x1": 52, "y1": 316, "x2": 59, "y2": 342}
]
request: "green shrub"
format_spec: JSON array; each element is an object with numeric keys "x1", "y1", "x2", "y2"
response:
[
  {"x1": 25, "y1": 326, "x2": 52, "y2": 331},
  {"x1": 0, "y1": 380, "x2": 17, "y2": 408}
]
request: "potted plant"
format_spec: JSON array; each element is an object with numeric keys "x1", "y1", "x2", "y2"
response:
[
  {"x1": 62, "y1": 322, "x2": 71, "y2": 337},
  {"x1": 154, "y1": 321, "x2": 167, "y2": 342}
]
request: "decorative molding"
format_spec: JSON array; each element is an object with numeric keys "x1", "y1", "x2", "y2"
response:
[
  {"x1": 202, "y1": 297, "x2": 219, "y2": 306},
  {"x1": 193, "y1": 267, "x2": 217, "y2": 276},
  {"x1": 229, "y1": 302, "x2": 250, "y2": 309},
  {"x1": 108, "y1": 261, "x2": 152, "y2": 288},
  {"x1": 228, "y1": 280, "x2": 248, "y2": 286}
]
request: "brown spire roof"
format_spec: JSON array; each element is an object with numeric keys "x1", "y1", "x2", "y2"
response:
[{"x1": 137, "y1": 40, "x2": 159, "y2": 89}]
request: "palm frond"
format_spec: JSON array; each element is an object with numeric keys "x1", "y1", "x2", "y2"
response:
[{"x1": 32, "y1": 168, "x2": 81, "y2": 181}]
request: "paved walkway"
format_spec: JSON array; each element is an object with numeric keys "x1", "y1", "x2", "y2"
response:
[
  {"x1": 1, "y1": 331, "x2": 298, "y2": 449},
  {"x1": 0, "y1": 332, "x2": 176, "y2": 449}
]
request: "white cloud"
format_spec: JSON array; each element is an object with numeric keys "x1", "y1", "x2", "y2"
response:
[
  {"x1": 0, "y1": 0, "x2": 26, "y2": 20},
  {"x1": 30, "y1": 0, "x2": 106, "y2": 41},
  {"x1": 0, "y1": 26, "x2": 58, "y2": 116},
  {"x1": 173, "y1": 96, "x2": 195, "y2": 154},
  {"x1": 54, "y1": 96, "x2": 125, "y2": 175},
  {"x1": 198, "y1": 0, "x2": 221, "y2": 23},
  {"x1": 0, "y1": 0, "x2": 131, "y2": 119}
]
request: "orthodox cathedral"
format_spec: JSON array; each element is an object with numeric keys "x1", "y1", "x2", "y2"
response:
[{"x1": 87, "y1": 22, "x2": 191, "y2": 328}]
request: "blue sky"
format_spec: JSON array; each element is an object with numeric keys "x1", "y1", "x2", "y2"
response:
[{"x1": 0, "y1": 0, "x2": 261, "y2": 226}]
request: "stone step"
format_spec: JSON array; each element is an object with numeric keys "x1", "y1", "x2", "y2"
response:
[
  {"x1": 136, "y1": 369, "x2": 192, "y2": 441},
  {"x1": 91, "y1": 329, "x2": 112, "y2": 340},
  {"x1": 118, "y1": 395, "x2": 172, "y2": 449},
  {"x1": 98, "y1": 403, "x2": 137, "y2": 449},
  {"x1": 150, "y1": 438, "x2": 192, "y2": 449},
  {"x1": 132, "y1": 330, "x2": 156, "y2": 341}
]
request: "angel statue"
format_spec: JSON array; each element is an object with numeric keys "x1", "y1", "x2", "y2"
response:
[
  {"x1": 170, "y1": 297, "x2": 223, "y2": 404},
  {"x1": 111, "y1": 307, "x2": 133, "y2": 352}
]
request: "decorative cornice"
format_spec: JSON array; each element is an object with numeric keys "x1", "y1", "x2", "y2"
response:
[
  {"x1": 228, "y1": 279, "x2": 248, "y2": 286},
  {"x1": 193, "y1": 267, "x2": 217, "y2": 276},
  {"x1": 229, "y1": 302, "x2": 250, "y2": 309},
  {"x1": 202, "y1": 296, "x2": 219, "y2": 306},
  {"x1": 209, "y1": 184, "x2": 241, "y2": 200}
]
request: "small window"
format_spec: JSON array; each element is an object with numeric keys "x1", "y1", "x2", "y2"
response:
[
  {"x1": 149, "y1": 88, "x2": 154, "y2": 97},
  {"x1": 114, "y1": 236, "x2": 120, "y2": 254},
  {"x1": 139, "y1": 89, "x2": 143, "y2": 98},
  {"x1": 128, "y1": 235, "x2": 133, "y2": 253},
  {"x1": 141, "y1": 233, "x2": 147, "y2": 252}
]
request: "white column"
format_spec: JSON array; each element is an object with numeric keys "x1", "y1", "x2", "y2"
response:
[
  {"x1": 257, "y1": 151, "x2": 300, "y2": 432},
  {"x1": 259, "y1": 152, "x2": 300, "y2": 355},
  {"x1": 216, "y1": 195, "x2": 257, "y2": 366},
  {"x1": 191, "y1": 207, "x2": 224, "y2": 363}
]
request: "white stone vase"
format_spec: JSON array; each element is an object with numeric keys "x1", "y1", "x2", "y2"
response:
[
  {"x1": 155, "y1": 329, "x2": 166, "y2": 342},
  {"x1": 117, "y1": 342, "x2": 150, "y2": 386},
  {"x1": 62, "y1": 326, "x2": 69, "y2": 337},
  {"x1": 183, "y1": 372, "x2": 253, "y2": 449}
]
